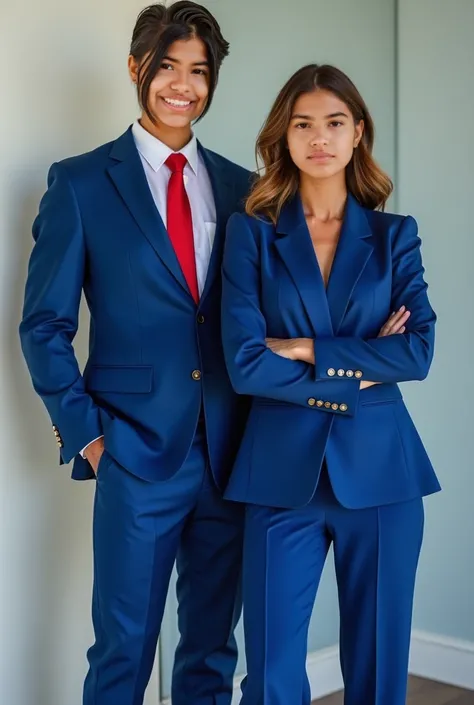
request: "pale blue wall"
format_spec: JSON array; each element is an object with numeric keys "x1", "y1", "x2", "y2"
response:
[
  {"x1": 162, "y1": 0, "x2": 474, "y2": 695},
  {"x1": 397, "y1": 0, "x2": 474, "y2": 643},
  {"x1": 160, "y1": 0, "x2": 397, "y2": 696}
]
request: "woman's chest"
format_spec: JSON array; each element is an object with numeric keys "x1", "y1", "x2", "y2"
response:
[{"x1": 259, "y1": 234, "x2": 393, "y2": 338}]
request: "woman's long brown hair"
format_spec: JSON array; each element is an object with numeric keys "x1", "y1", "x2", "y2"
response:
[{"x1": 246, "y1": 64, "x2": 393, "y2": 223}]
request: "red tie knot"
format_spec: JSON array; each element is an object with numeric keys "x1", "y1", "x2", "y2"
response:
[{"x1": 166, "y1": 153, "x2": 187, "y2": 174}]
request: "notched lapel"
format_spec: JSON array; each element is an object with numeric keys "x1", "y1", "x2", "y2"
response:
[
  {"x1": 198, "y1": 144, "x2": 236, "y2": 303},
  {"x1": 107, "y1": 127, "x2": 191, "y2": 298},
  {"x1": 326, "y1": 194, "x2": 374, "y2": 334},
  {"x1": 275, "y1": 196, "x2": 333, "y2": 337}
]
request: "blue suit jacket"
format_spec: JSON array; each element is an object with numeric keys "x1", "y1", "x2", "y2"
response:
[
  {"x1": 20, "y1": 127, "x2": 252, "y2": 486},
  {"x1": 221, "y1": 193, "x2": 441, "y2": 509}
]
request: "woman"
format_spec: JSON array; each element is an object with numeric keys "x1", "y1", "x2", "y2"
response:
[{"x1": 221, "y1": 64, "x2": 440, "y2": 705}]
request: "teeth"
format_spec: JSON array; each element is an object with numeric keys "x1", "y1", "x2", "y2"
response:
[{"x1": 164, "y1": 98, "x2": 191, "y2": 107}]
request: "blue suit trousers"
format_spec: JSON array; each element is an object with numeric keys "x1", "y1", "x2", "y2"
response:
[
  {"x1": 241, "y1": 467, "x2": 424, "y2": 705},
  {"x1": 83, "y1": 426, "x2": 244, "y2": 705}
]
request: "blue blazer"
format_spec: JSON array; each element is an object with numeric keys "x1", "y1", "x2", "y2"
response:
[
  {"x1": 20, "y1": 127, "x2": 252, "y2": 486},
  {"x1": 221, "y1": 193, "x2": 441, "y2": 509}
]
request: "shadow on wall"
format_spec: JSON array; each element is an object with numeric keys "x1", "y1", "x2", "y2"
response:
[
  {"x1": 2, "y1": 65, "x2": 120, "y2": 705},
  {"x1": 4, "y1": 172, "x2": 95, "y2": 705}
]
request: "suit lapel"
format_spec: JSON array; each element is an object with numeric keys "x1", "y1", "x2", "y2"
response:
[
  {"x1": 275, "y1": 195, "x2": 334, "y2": 337},
  {"x1": 326, "y1": 194, "x2": 374, "y2": 334},
  {"x1": 198, "y1": 143, "x2": 236, "y2": 303},
  {"x1": 106, "y1": 127, "x2": 192, "y2": 299}
]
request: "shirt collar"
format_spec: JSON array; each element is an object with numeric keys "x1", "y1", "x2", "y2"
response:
[{"x1": 131, "y1": 120, "x2": 199, "y2": 175}]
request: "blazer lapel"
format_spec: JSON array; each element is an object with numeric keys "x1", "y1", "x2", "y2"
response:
[
  {"x1": 198, "y1": 143, "x2": 237, "y2": 303},
  {"x1": 106, "y1": 127, "x2": 192, "y2": 299},
  {"x1": 326, "y1": 194, "x2": 374, "y2": 334},
  {"x1": 275, "y1": 195, "x2": 334, "y2": 337}
]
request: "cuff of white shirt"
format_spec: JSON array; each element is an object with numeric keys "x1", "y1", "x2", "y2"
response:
[{"x1": 80, "y1": 436, "x2": 104, "y2": 459}]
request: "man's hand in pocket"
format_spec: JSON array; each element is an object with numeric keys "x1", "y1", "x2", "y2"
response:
[{"x1": 84, "y1": 437, "x2": 105, "y2": 476}]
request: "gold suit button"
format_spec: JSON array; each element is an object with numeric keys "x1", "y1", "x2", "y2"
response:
[
  {"x1": 327, "y1": 368, "x2": 336, "y2": 377},
  {"x1": 337, "y1": 369, "x2": 345, "y2": 377},
  {"x1": 331, "y1": 403, "x2": 339, "y2": 411},
  {"x1": 355, "y1": 370, "x2": 363, "y2": 379},
  {"x1": 197, "y1": 315, "x2": 205, "y2": 324},
  {"x1": 308, "y1": 398, "x2": 316, "y2": 407},
  {"x1": 316, "y1": 400, "x2": 324, "y2": 407},
  {"x1": 346, "y1": 370, "x2": 354, "y2": 378},
  {"x1": 192, "y1": 370, "x2": 202, "y2": 381},
  {"x1": 340, "y1": 404, "x2": 348, "y2": 412},
  {"x1": 324, "y1": 401, "x2": 331, "y2": 408}
]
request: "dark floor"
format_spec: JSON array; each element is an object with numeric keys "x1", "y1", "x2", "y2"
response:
[{"x1": 313, "y1": 676, "x2": 474, "y2": 704}]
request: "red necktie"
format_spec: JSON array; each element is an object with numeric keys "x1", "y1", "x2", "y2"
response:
[{"x1": 165, "y1": 153, "x2": 199, "y2": 304}]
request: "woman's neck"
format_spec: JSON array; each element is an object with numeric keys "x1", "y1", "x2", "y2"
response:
[{"x1": 299, "y1": 174, "x2": 347, "y2": 222}]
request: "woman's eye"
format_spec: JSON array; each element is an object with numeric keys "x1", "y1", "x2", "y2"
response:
[
  {"x1": 329, "y1": 121, "x2": 343, "y2": 128},
  {"x1": 193, "y1": 69, "x2": 208, "y2": 76},
  {"x1": 295, "y1": 122, "x2": 310, "y2": 129},
  {"x1": 160, "y1": 63, "x2": 173, "y2": 71}
]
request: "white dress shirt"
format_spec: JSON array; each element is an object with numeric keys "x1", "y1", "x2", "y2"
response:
[{"x1": 81, "y1": 121, "x2": 217, "y2": 459}]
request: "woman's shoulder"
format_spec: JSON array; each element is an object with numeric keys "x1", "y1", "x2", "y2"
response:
[
  {"x1": 364, "y1": 207, "x2": 418, "y2": 239},
  {"x1": 228, "y1": 210, "x2": 275, "y2": 234}
]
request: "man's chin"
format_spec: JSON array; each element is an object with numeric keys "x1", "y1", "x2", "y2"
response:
[{"x1": 153, "y1": 111, "x2": 197, "y2": 130}]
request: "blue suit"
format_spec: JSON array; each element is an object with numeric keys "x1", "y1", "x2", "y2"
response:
[
  {"x1": 221, "y1": 194, "x2": 441, "y2": 705},
  {"x1": 20, "y1": 127, "x2": 252, "y2": 705}
]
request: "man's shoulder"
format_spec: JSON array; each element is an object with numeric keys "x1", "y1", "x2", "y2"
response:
[
  {"x1": 201, "y1": 146, "x2": 253, "y2": 186},
  {"x1": 57, "y1": 139, "x2": 115, "y2": 181}
]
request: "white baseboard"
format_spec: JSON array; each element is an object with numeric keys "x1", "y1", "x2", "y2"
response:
[
  {"x1": 306, "y1": 645, "x2": 344, "y2": 700},
  {"x1": 230, "y1": 673, "x2": 244, "y2": 705},
  {"x1": 409, "y1": 629, "x2": 474, "y2": 691},
  {"x1": 163, "y1": 630, "x2": 474, "y2": 704},
  {"x1": 230, "y1": 645, "x2": 343, "y2": 705}
]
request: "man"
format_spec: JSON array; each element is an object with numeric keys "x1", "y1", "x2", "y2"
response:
[{"x1": 19, "y1": 3, "x2": 251, "y2": 704}]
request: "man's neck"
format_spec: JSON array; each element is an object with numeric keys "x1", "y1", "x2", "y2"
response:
[{"x1": 138, "y1": 115, "x2": 193, "y2": 152}]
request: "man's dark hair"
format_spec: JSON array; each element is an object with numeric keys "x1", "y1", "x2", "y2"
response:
[{"x1": 130, "y1": 1, "x2": 230, "y2": 123}]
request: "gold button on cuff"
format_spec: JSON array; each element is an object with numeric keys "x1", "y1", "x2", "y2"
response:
[
  {"x1": 337, "y1": 369, "x2": 345, "y2": 377},
  {"x1": 316, "y1": 400, "x2": 324, "y2": 407},
  {"x1": 327, "y1": 368, "x2": 336, "y2": 377},
  {"x1": 346, "y1": 370, "x2": 354, "y2": 377},
  {"x1": 340, "y1": 404, "x2": 348, "y2": 412},
  {"x1": 355, "y1": 370, "x2": 363, "y2": 379},
  {"x1": 331, "y1": 403, "x2": 339, "y2": 411},
  {"x1": 324, "y1": 401, "x2": 331, "y2": 408},
  {"x1": 308, "y1": 398, "x2": 316, "y2": 407},
  {"x1": 192, "y1": 370, "x2": 202, "y2": 381}
]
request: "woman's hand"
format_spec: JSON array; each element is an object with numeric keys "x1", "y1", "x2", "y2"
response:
[
  {"x1": 378, "y1": 306, "x2": 410, "y2": 337},
  {"x1": 265, "y1": 337, "x2": 314, "y2": 363},
  {"x1": 363, "y1": 307, "x2": 411, "y2": 388},
  {"x1": 265, "y1": 306, "x2": 411, "y2": 390}
]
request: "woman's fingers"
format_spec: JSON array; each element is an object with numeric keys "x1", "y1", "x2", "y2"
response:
[{"x1": 379, "y1": 306, "x2": 411, "y2": 336}]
